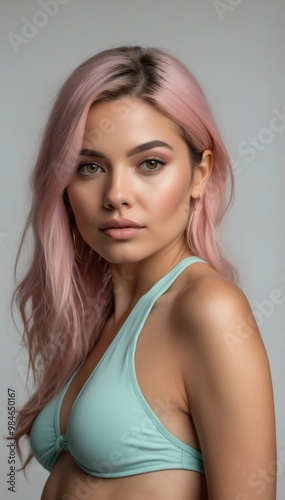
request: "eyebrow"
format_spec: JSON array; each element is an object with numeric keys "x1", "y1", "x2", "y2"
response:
[{"x1": 79, "y1": 140, "x2": 173, "y2": 159}]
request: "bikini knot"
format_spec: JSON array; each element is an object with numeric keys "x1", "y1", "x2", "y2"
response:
[{"x1": 55, "y1": 434, "x2": 69, "y2": 452}]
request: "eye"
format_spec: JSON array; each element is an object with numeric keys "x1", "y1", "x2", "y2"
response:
[
  {"x1": 77, "y1": 162, "x2": 104, "y2": 176},
  {"x1": 138, "y1": 158, "x2": 166, "y2": 172}
]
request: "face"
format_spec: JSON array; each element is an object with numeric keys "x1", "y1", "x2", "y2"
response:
[{"x1": 67, "y1": 97, "x2": 195, "y2": 265}]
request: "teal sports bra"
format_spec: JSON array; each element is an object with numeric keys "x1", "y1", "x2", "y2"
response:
[{"x1": 30, "y1": 257, "x2": 206, "y2": 477}]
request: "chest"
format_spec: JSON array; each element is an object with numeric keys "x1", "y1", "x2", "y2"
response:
[
  {"x1": 30, "y1": 259, "x2": 206, "y2": 477},
  {"x1": 60, "y1": 295, "x2": 188, "y2": 438}
]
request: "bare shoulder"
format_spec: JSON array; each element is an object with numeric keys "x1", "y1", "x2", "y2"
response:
[
  {"x1": 175, "y1": 265, "x2": 254, "y2": 348},
  {"x1": 174, "y1": 263, "x2": 272, "y2": 400},
  {"x1": 174, "y1": 265, "x2": 276, "y2": 499}
]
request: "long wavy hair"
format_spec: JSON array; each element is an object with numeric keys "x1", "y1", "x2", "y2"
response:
[{"x1": 12, "y1": 45, "x2": 238, "y2": 468}]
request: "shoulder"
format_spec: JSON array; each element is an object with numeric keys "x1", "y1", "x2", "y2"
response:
[
  {"x1": 173, "y1": 267, "x2": 272, "y2": 401},
  {"x1": 175, "y1": 269, "x2": 276, "y2": 498},
  {"x1": 175, "y1": 267, "x2": 257, "y2": 351},
  {"x1": 174, "y1": 265, "x2": 273, "y2": 414}
]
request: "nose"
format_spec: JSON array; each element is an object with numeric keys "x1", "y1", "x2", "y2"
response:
[{"x1": 103, "y1": 168, "x2": 133, "y2": 210}]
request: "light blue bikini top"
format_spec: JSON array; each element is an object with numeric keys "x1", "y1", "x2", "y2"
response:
[{"x1": 30, "y1": 257, "x2": 206, "y2": 477}]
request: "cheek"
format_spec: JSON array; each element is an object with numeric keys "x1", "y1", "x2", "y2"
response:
[
  {"x1": 67, "y1": 185, "x2": 98, "y2": 225},
  {"x1": 150, "y1": 175, "x2": 191, "y2": 223}
]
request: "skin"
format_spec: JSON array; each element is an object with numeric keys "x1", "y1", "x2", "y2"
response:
[{"x1": 41, "y1": 97, "x2": 276, "y2": 499}]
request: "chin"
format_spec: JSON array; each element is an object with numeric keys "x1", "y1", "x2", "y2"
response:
[{"x1": 97, "y1": 249, "x2": 152, "y2": 266}]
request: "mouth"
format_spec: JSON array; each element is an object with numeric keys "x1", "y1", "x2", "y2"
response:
[
  {"x1": 99, "y1": 219, "x2": 144, "y2": 240},
  {"x1": 99, "y1": 218, "x2": 143, "y2": 230}
]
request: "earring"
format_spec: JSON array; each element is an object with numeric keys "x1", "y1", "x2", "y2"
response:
[
  {"x1": 71, "y1": 226, "x2": 85, "y2": 264},
  {"x1": 188, "y1": 195, "x2": 201, "y2": 250}
]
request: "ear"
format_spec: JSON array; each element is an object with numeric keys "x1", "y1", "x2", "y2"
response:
[{"x1": 190, "y1": 149, "x2": 213, "y2": 198}]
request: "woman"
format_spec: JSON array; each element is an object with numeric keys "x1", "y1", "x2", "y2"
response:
[{"x1": 13, "y1": 46, "x2": 276, "y2": 499}]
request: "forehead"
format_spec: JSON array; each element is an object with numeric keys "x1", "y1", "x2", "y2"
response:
[{"x1": 82, "y1": 97, "x2": 182, "y2": 149}]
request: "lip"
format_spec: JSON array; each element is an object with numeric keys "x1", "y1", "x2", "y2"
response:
[
  {"x1": 99, "y1": 218, "x2": 143, "y2": 230},
  {"x1": 99, "y1": 219, "x2": 144, "y2": 240}
]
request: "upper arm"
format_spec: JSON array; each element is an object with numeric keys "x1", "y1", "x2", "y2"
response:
[{"x1": 180, "y1": 278, "x2": 276, "y2": 500}]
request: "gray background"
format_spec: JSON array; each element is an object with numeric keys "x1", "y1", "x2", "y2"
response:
[{"x1": 1, "y1": 0, "x2": 284, "y2": 498}]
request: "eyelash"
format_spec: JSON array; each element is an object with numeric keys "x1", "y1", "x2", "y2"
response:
[
  {"x1": 138, "y1": 157, "x2": 166, "y2": 173},
  {"x1": 76, "y1": 157, "x2": 166, "y2": 176}
]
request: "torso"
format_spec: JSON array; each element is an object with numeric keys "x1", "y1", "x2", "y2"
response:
[
  {"x1": 40, "y1": 263, "x2": 215, "y2": 499},
  {"x1": 42, "y1": 457, "x2": 207, "y2": 499}
]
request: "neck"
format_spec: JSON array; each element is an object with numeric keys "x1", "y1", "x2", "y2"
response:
[{"x1": 108, "y1": 243, "x2": 195, "y2": 325}]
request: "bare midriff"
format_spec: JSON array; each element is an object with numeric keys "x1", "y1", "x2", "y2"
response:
[{"x1": 41, "y1": 453, "x2": 208, "y2": 500}]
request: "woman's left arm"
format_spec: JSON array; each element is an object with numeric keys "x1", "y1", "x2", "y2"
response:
[{"x1": 180, "y1": 277, "x2": 277, "y2": 500}]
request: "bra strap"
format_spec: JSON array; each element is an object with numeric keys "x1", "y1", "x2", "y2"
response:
[{"x1": 123, "y1": 256, "x2": 207, "y2": 335}]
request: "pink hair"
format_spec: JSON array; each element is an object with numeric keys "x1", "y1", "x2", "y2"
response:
[{"x1": 12, "y1": 46, "x2": 238, "y2": 468}]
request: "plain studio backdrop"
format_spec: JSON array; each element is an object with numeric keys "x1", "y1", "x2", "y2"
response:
[{"x1": 1, "y1": 0, "x2": 284, "y2": 498}]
